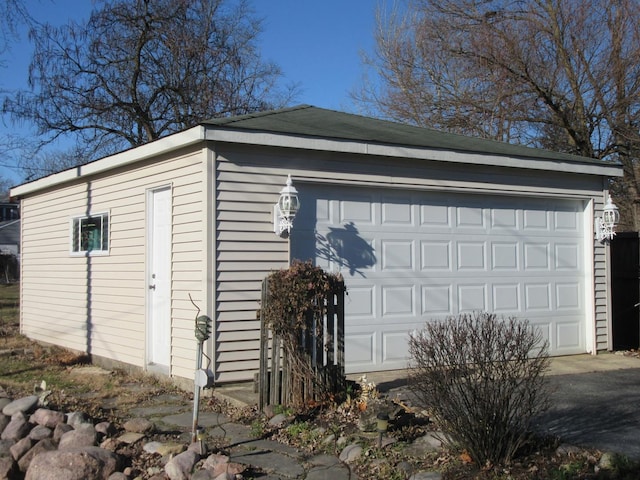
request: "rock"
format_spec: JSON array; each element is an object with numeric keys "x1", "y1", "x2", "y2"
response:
[
  {"x1": 18, "y1": 438, "x2": 57, "y2": 473},
  {"x1": 53, "y1": 423, "x2": 74, "y2": 442},
  {"x1": 357, "y1": 409, "x2": 378, "y2": 432},
  {"x1": 214, "y1": 473, "x2": 235, "y2": 480},
  {"x1": 66, "y1": 411, "x2": 91, "y2": 428},
  {"x1": 95, "y1": 421, "x2": 116, "y2": 437},
  {"x1": 9, "y1": 436, "x2": 33, "y2": 461},
  {"x1": 191, "y1": 470, "x2": 217, "y2": 480},
  {"x1": 59, "y1": 423, "x2": 97, "y2": 450},
  {"x1": 143, "y1": 441, "x2": 163, "y2": 454},
  {"x1": 123, "y1": 417, "x2": 154, "y2": 434},
  {"x1": 1, "y1": 412, "x2": 31, "y2": 442},
  {"x1": 0, "y1": 414, "x2": 10, "y2": 436},
  {"x1": 338, "y1": 443, "x2": 362, "y2": 464},
  {"x1": 0, "y1": 398, "x2": 11, "y2": 412},
  {"x1": 0, "y1": 456, "x2": 17, "y2": 480},
  {"x1": 201, "y1": 453, "x2": 244, "y2": 478},
  {"x1": 409, "y1": 472, "x2": 443, "y2": 480},
  {"x1": 107, "y1": 473, "x2": 128, "y2": 480},
  {"x1": 31, "y1": 408, "x2": 65, "y2": 428},
  {"x1": 404, "y1": 431, "x2": 446, "y2": 456},
  {"x1": 29, "y1": 425, "x2": 53, "y2": 441},
  {"x1": 2, "y1": 395, "x2": 39, "y2": 416},
  {"x1": 25, "y1": 446, "x2": 120, "y2": 480},
  {"x1": 116, "y1": 432, "x2": 145, "y2": 445},
  {"x1": 262, "y1": 404, "x2": 277, "y2": 418},
  {"x1": 599, "y1": 452, "x2": 615, "y2": 470},
  {"x1": 202, "y1": 453, "x2": 229, "y2": 469},
  {"x1": 164, "y1": 450, "x2": 200, "y2": 480},
  {"x1": 99, "y1": 437, "x2": 120, "y2": 452},
  {"x1": 268, "y1": 413, "x2": 289, "y2": 427},
  {"x1": 556, "y1": 443, "x2": 582, "y2": 456},
  {"x1": 0, "y1": 438, "x2": 14, "y2": 457},
  {"x1": 155, "y1": 442, "x2": 186, "y2": 456}
]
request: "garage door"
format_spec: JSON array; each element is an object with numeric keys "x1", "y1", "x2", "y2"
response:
[{"x1": 291, "y1": 186, "x2": 587, "y2": 373}]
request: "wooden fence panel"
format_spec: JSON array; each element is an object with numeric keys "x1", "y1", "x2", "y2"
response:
[{"x1": 258, "y1": 280, "x2": 346, "y2": 409}]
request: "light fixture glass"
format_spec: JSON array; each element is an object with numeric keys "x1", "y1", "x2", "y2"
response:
[
  {"x1": 595, "y1": 194, "x2": 620, "y2": 243},
  {"x1": 274, "y1": 175, "x2": 300, "y2": 238},
  {"x1": 376, "y1": 412, "x2": 390, "y2": 448}
]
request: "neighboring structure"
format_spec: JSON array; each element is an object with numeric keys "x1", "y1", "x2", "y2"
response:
[
  {"x1": 0, "y1": 203, "x2": 20, "y2": 282},
  {"x1": 10, "y1": 106, "x2": 623, "y2": 384}
]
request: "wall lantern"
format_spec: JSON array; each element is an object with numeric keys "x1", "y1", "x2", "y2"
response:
[
  {"x1": 595, "y1": 194, "x2": 620, "y2": 243},
  {"x1": 273, "y1": 175, "x2": 300, "y2": 238}
]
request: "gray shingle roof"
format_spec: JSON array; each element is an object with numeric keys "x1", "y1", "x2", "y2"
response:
[{"x1": 203, "y1": 105, "x2": 612, "y2": 166}]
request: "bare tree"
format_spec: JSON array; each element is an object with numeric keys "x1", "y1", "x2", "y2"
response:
[
  {"x1": 0, "y1": 0, "x2": 31, "y2": 62},
  {"x1": 357, "y1": 0, "x2": 640, "y2": 229},
  {"x1": 4, "y1": 0, "x2": 295, "y2": 171}
]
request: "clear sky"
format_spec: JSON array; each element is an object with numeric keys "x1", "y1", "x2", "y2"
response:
[{"x1": 0, "y1": 0, "x2": 385, "y2": 185}]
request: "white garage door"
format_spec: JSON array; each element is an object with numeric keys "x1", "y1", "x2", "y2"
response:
[{"x1": 291, "y1": 186, "x2": 587, "y2": 373}]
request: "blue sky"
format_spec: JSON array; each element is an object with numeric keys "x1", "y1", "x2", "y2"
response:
[{"x1": 1, "y1": 0, "x2": 386, "y2": 185}]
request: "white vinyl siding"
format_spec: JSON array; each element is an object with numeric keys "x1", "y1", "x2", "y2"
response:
[
  {"x1": 20, "y1": 147, "x2": 206, "y2": 377},
  {"x1": 212, "y1": 144, "x2": 611, "y2": 381},
  {"x1": 213, "y1": 154, "x2": 289, "y2": 382}
]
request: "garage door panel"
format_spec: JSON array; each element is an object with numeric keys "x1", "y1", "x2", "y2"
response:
[
  {"x1": 491, "y1": 242, "x2": 519, "y2": 270},
  {"x1": 556, "y1": 319, "x2": 583, "y2": 351},
  {"x1": 555, "y1": 243, "x2": 580, "y2": 270},
  {"x1": 382, "y1": 284, "x2": 415, "y2": 317},
  {"x1": 340, "y1": 196, "x2": 375, "y2": 225},
  {"x1": 420, "y1": 203, "x2": 451, "y2": 227},
  {"x1": 556, "y1": 282, "x2": 581, "y2": 310},
  {"x1": 493, "y1": 284, "x2": 521, "y2": 312},
  {"x1": 458, "y1": 284, "x2": 488, "y2": 312},
  {"x1": 555, "y1": 209, "x2": 579, "y2": 231},
  {"x1": 345, "y1": 332, "x2": 375, "y2": 367},
  {"x1": 457, "y1": 242, "x2": 487, "y2": 270},
  {"x1": 346, "y1": 286, "x2": 375, "y2": 318},
  {"x1": 523, "y1": 209, "x2": 550, "y2": 230},
  {"x1": 381, "y1": 240, "x2": 415, "y2": 270},
  {"x1": 456, "y1": 206, "x2": 485, "y2": 228},
  {"x1": 525, "y1": 283, "x2": 552, "y2": 311},
  {"x1": 382, "y1": 196, "x2": 413, "y2": 225},
  {"x1": 491, "y1": 208, "x2": 518, "y2": 228},
  {"x1": 421, "y1": 241, "x2": 452, "y2": 270},
  {"x1": 293, "y1": 187, "x2": 587, "y2": 372},
  {"x1": 422, "y1": 285, "x2": 452, "y2": 315}
]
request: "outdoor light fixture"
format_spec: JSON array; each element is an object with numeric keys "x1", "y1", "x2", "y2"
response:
[
  {"x1": 273, "y1": 175, "x2": 300, "y2": 238},
  {"x1": 595, "y1": 194, "x2": 620, "y2": 243},
  {"x1": 376, "y1": 412, "x2": 390, "y2": 448}
]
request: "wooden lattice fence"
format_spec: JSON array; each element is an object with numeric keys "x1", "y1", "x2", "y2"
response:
[{"x1": 258, "y1": 277, "x2": 346, "y2": 410}]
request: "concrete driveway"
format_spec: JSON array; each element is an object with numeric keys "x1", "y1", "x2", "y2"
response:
[
  {"x1": 539, "y1": 356, "x2": 640, "y2": 460},
  {"x1": 363, "y1": 353, "x2": 640, "y2": 460}
]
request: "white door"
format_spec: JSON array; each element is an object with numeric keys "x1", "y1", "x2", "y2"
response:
[
  {"x1": 292, "y1": 186, "x2": 587, "y2": 373},
  {"x1": 147, "y1": 187, "x2": 172, "y2": 369}
]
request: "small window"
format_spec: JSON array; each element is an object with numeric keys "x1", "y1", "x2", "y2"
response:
[{"x1": 71, "y1": 213, "x2": 109, "y2": 254}]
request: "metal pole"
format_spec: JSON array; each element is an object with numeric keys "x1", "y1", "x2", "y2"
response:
[{"x1": 191, "y1": 340, "x2": 203, "y2": 443}]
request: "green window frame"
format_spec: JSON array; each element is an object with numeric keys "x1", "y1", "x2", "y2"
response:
[{"x1": 71, "y1": 212, "x2": 109, "y2": 254}]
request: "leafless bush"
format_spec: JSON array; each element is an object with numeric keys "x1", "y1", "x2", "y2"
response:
[{"x1": 408, "y1": 312, "x2": 551, "y2": 466}]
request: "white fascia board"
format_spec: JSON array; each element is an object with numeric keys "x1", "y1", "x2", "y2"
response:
[
  {"x1": 11, "y1": 126, "x2": 205, "y2": 198},
  {"x1": 205, "y1": 128, "x2": 624, "y2": 177}
]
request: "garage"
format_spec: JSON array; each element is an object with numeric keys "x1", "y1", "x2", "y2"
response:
[
  {"x1": 13, "y1": 104, "x2": 621, "y2": 384},
  {"x1": 293, "y1": 185, "x2": 588, "y2": 373}
]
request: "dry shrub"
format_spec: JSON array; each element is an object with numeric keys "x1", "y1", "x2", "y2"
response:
[{"x1": 408, "y1": 312, "x2": 551, "y2": 466}]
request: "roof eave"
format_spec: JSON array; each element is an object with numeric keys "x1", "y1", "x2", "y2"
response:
[
  {"x1": 10, "y1": 126, "x2": 205, "y2": 198},
  {"x1": 205, "y1": 127, "x2": 624, "y2": 177}
]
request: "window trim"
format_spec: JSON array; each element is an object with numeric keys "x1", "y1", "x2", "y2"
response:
[{"x1": 70, "y1": 211, "x2": 110, "y2": 256}]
